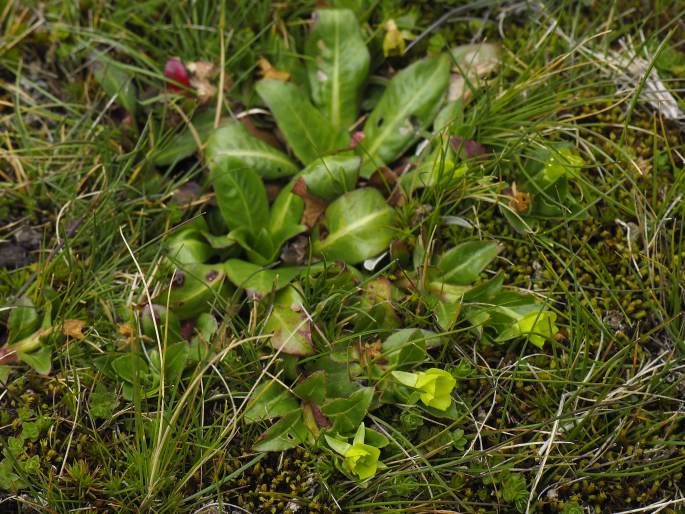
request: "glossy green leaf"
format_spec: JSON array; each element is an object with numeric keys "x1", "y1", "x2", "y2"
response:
[
  {"x1": 205, "y1": 121, "x2": 298, "y2": 179},
  {"x1": 433, "y1": 241, "x2": 500, "y2": 285},
  {"x1": 313, "y1": 188, "x2": 396, "y2": 264},
  {"x1": 256, "y1": 79, "x2": 349, "y2": 164},
  {"x1": 320, "y1": 386, "x2": 373, "y2": 434},
  {"x1": 166, "y1": 225, "x2": 214, "y2": 266},
  {"x1": 300, "y1": 153, "x2": 361, "y2": 200},
  {"x1": 211, "y1": 160, "x2": 269, "y2": 233},
  {"x1": 245, "y1": 381, "x2": 300, "y2": 423},
  {"x1": 360, "y1": 54, "x2": 450, "y2": 176},
  {"x1": 91, "y1": 54, "x2": 137, "y2": 115},
  {"x1": 269, "y1": 183, "x2": 305, "y2": 235},
  {"x1": 223, "y1": 259, "x2": 302, "y2": 297},
  {"x1": 264, "y1": 286, "x2": 314, "y2": 356},
  {"x1": 164, "y1": 264, "x2": 229, "y2": 320},
  {"x1": 306, "y1": 8, "x2": 370, "y2": 131}
]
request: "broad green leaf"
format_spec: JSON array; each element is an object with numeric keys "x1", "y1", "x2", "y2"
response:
[
  {"x1": 306, "y1": 8, "x2": 370, "y2": 131},
  {"x1": 211, "y1": 161, "x2": 269, "y2": 233},
  {"x1": 245, "y1": 381, "x2": 300, "y2": 423},
  {"x1": 264, "y1": 286, "x2": 314, "y2": 356},
  {"x1": 152, "y1": 109, "x2": 215, "y2": 166},
  {"x1": 256, "y1": 79, "x2": 349, "y2": 164},
  {"x1": 382, "y1": 328, "x2": 429, "y2": 368},
  {"x1": 433, "y1": 241, "x2": 500, "y2": 285},
  {"x1": 269, "y1": 183, "x2": 305, "y2": 235},
  {"x1": 313, "y1": 188, "x2": 396, "y2": 264},
  {"x1": 91, "y1": 54, "x2": 137, "y2": 115},
  {"x1": 300, "y1": 153, "x2": 361, "y2": 200},
  {"x1": 223, "y1": 259, "x2": 302, "y2": 297},
  {"x1": 205, "y1": 121, "x2": 298, "y2": 179},
  {"x1": 8, "y1": 297, "x2": 39, "y2": 344},
  {"x1": 18, "y1": 347, "x2": 51, "y2": 376},
  {"x1": 495, "y1": 309, "x2": 558, "y2": 348},
  {"x1": 360, "y1": 54, "x2": 450, "y2": 176},
  {"x1": 164, "y1": 264, "x2": 229, "y2": 320},
  {"x1": 399, "y1": 142, "x2": 466, "y2": 192},
  {"x1": 320, "y1": 386, "x2": 373, "y2": 434},
  {"x1": 253, "y1": 411, "x2": 310, "y2": 452}
]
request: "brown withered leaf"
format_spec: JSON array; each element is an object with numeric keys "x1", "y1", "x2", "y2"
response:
[
  {"x1": 258, "y1": 57, "x2": 291, "y2": 81},
  {"x1": 292, "y1": 177, "x2": 327, "y2": 229},
  {"x1": 240, "y1": 116, "x2": 284, "y2": 150},
  {"x1": 62, "y1": 319, "x2": 86, "y2": 339}
]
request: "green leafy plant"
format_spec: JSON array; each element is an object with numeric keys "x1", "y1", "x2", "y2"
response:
[{"x1": 0, "y1": 297, "x2": 54, "y2": 379}]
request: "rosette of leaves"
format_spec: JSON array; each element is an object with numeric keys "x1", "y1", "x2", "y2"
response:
[
  {"x1": 242, "y1": 328, "x2": 457, "y2": 463},
  {"x1": 203, "y1": 7, "x2": 452, "y2": 269}
]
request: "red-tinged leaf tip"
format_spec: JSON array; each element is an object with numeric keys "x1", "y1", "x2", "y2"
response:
[{"x1": 164, "y1": 57, "x2": 191, "y2": 91}]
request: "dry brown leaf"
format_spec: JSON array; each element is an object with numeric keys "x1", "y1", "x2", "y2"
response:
[
  {"x1": 292, "y1": 177, "x2": 327, "y2": 229},
  {"x1": 63, "y1": 319, "x2": 86, "y2": 339},
  {"x1": 258, "y1": 57, "x2": 291, "y2": 81}
]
